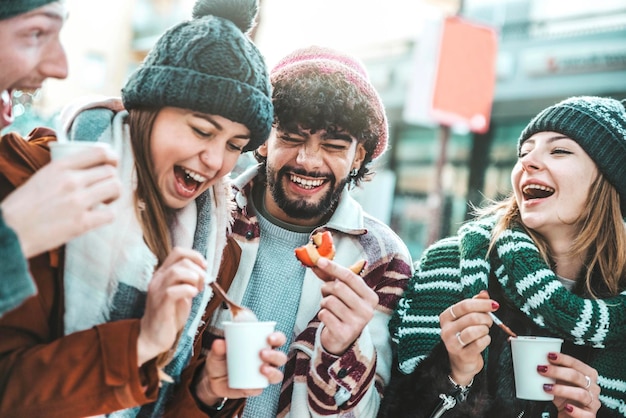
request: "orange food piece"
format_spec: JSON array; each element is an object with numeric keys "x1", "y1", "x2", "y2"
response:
[
  {"x1": 295, "y1": 231, "x2": 336, "y2": 267},
  {"x1": 295, "y1": 231, "x2": 366, "y2": 277},
  {"x1": 294, "y1": 246, "x2": 315, "y2": 267},
  {"x1": 348, "y1": 259, "x2": 367, "y2": 275}
]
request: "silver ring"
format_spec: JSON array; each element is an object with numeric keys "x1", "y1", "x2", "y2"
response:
[
  {"x1": 456, "y1": 331, "x2": 467, "y2": 347},
  {"x1": 586, "y1": 390, "x2": 594, "y2": 407},
  {"x1": 449, "y1": 306, "x2": 458, "y2": 320},
  {"x1": 584, "y1": 375, "x2": 591, "y2": 389}
]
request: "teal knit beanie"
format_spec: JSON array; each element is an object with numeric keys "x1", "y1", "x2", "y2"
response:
[
  {"x1": 0, "y1": 0, "x2": 57, "y2": 20},
  {"x1": 121, "y1": 0, "x2": 272, "y2": 151},
  {"x1": 518, "y1": 96, "x2": 626, "y2": 216}
]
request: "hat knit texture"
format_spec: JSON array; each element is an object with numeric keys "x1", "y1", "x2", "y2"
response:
[
  {"x1": 0, "y1": 0, "x2": 57, "y2": 20},
  {"x1": 121, "y1": 0, "x2": 272, "y2": 151},
  {"x1": 518, "y1": 96, "x2": 626, "y2": 215},
  {"x1": 270, "y1": 45, "x2": 388, "y2": 160}
]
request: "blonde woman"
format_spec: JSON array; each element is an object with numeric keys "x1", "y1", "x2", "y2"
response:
[{"x1": 381, "y1": 96, "x2": 626, "y2": 418}]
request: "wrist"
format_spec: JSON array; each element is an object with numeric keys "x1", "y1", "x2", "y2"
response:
[
  {"x1": 448, "y1": 374, "x2": 474, "y2": 402},
  {"x1": 449, "y1": 371, "x2": 475, "y2": 387}
]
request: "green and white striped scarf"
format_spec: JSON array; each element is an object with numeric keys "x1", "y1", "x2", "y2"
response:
[{"x1": 391, "y1": 216, "x2": 626, "y2": 415}]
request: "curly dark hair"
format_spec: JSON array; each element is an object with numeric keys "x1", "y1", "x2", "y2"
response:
[{"x1": 271, "y1": 68, "x2": 380, "y2": 186}]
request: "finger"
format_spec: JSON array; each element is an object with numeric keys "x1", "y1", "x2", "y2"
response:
[
  {"x1": 260, "y1": 347, "x2": 288, "y2": 368},
  {"x1": 77, "y1": 207, "x2": 117, "y2": 232},
  {"x1": 267, "y1": 331, "x2": 287, "y2": 348},
  {"x1": 321, "y1": 281, "x2": 378, "y2": 318},
  {"x1": 458, "y1": 324, "x2": 491, "y2": 346},
  {"x1": 165, "y1": 283, "x2": 201, "y2": 301},
  {"x1": 440, "y1": 297, "x2": 496, "y2": 322},
  {"x1": 317, "y1": 257, "x2": 377, "y2": 302},
  {"x1": 260, "y1": 363, "x2": 285, "y2": 385},
  {"x1": 547, "y1": 352, "x2": 598, "y2": 383},
  {"x1": 81, "y1": 177, "x2": 122, "y2": 206},
  {"x1": 161, "y1": 247, "x2": 208, "y2": 271},
  {"x1": 53, "y1": 146, "x2": 119, "y2": 169},
  {"x1": 75, "y1": 164, "x2": 119, "y2": 189}
]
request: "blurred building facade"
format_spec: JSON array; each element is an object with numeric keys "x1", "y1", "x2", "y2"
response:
[
  {"x1": 5, "y1": 0, "x2": 626, "y2": 258},
  {"x1": 363, "y1": 0, "x2": 626, "y2": 257}
]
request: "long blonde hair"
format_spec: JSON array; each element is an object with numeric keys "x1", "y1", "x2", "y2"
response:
[
  {"x1": 481, "y1": 174, "x2": 626, "y2": 298},
  {"x1": 128, "y1": 109, "x2": 172, "y2": 266}
]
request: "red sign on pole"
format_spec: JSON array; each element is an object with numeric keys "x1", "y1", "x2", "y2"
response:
[{"x1": 404, "y1": 16, "x2": 498, "y2": 134}]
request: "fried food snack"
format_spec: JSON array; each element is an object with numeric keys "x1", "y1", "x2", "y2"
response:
[{"x1": 295, "y1": 231, "x2": 366, "y2": 275}]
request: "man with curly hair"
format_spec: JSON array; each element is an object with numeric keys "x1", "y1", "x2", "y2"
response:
[{"x1": 204, "y1": 45, "x2": 413, "y2": 418}]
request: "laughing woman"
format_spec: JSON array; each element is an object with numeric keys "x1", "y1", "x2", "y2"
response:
[
  {"x1": 379, "y1": 96, "x2": 626, "y2": 418},
  {"x1": 0, "y1": 0, "x2": 287, "y2": 417}
]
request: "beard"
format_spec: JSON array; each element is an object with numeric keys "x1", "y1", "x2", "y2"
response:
[{"x1": 266, "y1": 164, "x2": 348, "y2": 221}]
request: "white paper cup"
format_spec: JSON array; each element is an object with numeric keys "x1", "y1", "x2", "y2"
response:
[
  {"x1": 510, "y1": 336, "x2": 563, "y2": 400},
  {"x1": 223, "y1": 321, "x2": 276, "y2": 389},
  {"x1": 49, "y1": 141, "x2": 111, "y2": 160}
]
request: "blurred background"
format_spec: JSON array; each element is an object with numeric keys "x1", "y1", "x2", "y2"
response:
[{"x1": 5, "y1": 0, "x2": 626, "y2": 258}]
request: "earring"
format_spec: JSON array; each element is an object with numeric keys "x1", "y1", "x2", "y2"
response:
[{"x1": 350, "y1": 168, "x2": 358, "y2": 177}]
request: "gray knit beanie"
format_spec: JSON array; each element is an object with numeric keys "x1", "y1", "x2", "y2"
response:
[
  {"x1": 518, "y1": 96, "x2": 626, "y2": 216},
  {"x1": 121, "y1": 0, "x2": 272, "y2": 151},
  {"x1": 0, "y1": 0, "x2": 57, "y2": 20}
]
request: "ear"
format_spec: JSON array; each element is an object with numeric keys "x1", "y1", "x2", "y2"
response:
[
  {"x1": 257, "y1": 141, "x2": 269, "y2": 158},
  {"x1": 351, "y1": 142, "x2": 366, "y2": 172}
]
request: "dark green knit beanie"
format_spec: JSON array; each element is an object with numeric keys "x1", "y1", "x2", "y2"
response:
[
  {"x1": 518, "y1": 96, "x2": 626, "y2": 216},
  {"x1": 121, "y1": 0, "x2": 272, "y2": 151},
  {"x1": 0, "y1": 0, "x2": 57, "y2": 20}
]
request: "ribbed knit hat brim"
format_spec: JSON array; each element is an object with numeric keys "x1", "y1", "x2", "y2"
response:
[
  {"x1": 0, "y1": 0, "x2": 57, "y2": 20},
  {"x1": 121, "y1": 0, "x2": 272, "y2": 151},
  {"x1": 270, "y1": 46, "x2": 388, "y2": 160},
  {"x1": 122, "y1": 66, "x2": 272, "y2": 149},
  {"x1": 518, "y1": 96, "x2": 626, "y2": 216}
]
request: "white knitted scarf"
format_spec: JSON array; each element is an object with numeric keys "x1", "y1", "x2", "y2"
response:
[{"x1": 60, "y1": 99, "x2": 233, "y2": 417}]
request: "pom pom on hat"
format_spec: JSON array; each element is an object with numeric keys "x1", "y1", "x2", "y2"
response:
[
  {"x1": 518, "y1": 96, "x2": 626, "y2": 216},
  {"x1": 270, "y1": 45, "x2": 388, "y2": 160},
  {"x1": 0, "y1": 0, "x2": 57, "y2": 20},
  {"x1": 121, "y1": 0, "x2": 272, "y2": 151}
]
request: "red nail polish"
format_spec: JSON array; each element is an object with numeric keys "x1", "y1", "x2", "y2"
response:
[
  {"x1": 565, "y1": 405, "x2": 574, "y2": 413},
  {"x1": 492, "y1": 301, "x2": 500, "y2": 310},
  {"x1": 548, "y1": 352, "x2": 558, "y2": 360},
  {"x1": 543, "y1": 384, "x2": 553, "y2": 392},
  {"x1": 537, "y1": 365, "x2": 548, "y2": 373}
]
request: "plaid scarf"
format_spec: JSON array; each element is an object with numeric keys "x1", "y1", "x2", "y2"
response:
[{"x1": 391, "y1": 216, "x2": 626, "y2": 416}]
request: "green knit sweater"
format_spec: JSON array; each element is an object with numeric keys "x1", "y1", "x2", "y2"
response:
[{"x1": 390, "y1": 216, "x2": 626, "y2": 416}]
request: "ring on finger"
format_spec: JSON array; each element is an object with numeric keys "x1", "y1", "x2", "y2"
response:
[
  {"x1": 584, "y1": 375, "x2": 591, "y2": 389},
  {"x1": 456, "y1": 331, "x2": 467, "y2": 347},
  {"x1": 449, "y1": 306, "x2": 458, "y2": 320},
  {"x1": 586, "y1": 390, "x2": 594, "y2": 407}
]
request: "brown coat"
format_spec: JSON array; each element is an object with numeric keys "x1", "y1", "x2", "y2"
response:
[{"x1": 0, "y1": 129, "x2": 243, "y2": 417}]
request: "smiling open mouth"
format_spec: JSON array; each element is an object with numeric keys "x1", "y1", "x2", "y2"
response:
[
  {"x1": 523, "y1": 184, "x2": 555, "y2": 199},
  {"x1": 290, "y1": 174, "x2": 325, "y2": 190},
  {"x1": 174, "y1": 166, "x2": 207, "y2": 194}
]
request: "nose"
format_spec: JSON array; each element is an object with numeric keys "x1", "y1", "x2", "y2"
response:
[
  {"x1": 200, "y1": 143, "x2": 224, "y2": 173},
  {"x1": 295, "y1": 141, "x2": 322, "y2": 169},
  {"x1": 520, "y1": 150, "x2": 543, "y2": 171},
  {"x1": 40, "y1": 39, "x2": 69, "y2": 80}
]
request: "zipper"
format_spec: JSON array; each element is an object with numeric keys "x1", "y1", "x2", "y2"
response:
[{"x1": 429, "y1": 394, "x2": 457, "y2": 418}]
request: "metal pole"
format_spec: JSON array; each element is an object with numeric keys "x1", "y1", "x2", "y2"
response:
[{"x1": 426, "y1": 124, "x2": 450, "y2": 246}]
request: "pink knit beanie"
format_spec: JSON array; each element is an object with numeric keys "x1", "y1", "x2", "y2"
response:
[{"x1": 270, "y1": 45, "x2": 388, "y2": 160}]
